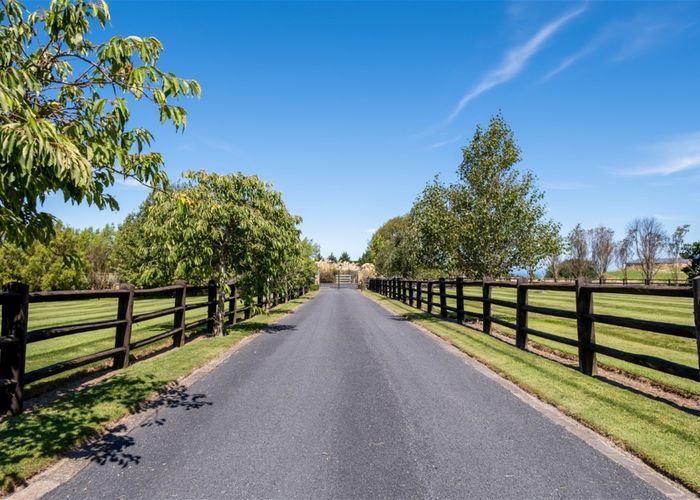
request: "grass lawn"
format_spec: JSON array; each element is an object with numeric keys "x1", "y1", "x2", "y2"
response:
[
  {"x1": 435, "y1": 284, "x2": 699, "y2": 396},
  {"x1": 0, "y1": 291, "x2": 316, "y2": 494},
  {"x1": 22, "y1": 294, "x2": 252, "y2": 394},
  {"x1": 364, "y1": 290, "x2": 700, "y2": 493},
  {"x1": 605, "y1": 264, "x2": 687, "y2": 283}
]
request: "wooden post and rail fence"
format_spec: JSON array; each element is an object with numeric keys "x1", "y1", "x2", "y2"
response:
[
  {"x1": 368, "y1": 276, "x2": 700, "y2": 384},
  {"x1": 0, "y1": 280, "x2": 310, "y2": 416}
]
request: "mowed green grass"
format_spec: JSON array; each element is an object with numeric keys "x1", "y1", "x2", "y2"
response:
[
  {"x1": 21, "y1": 294, "x2": 240, "y2": 393},
  {"x1": 605, "y1": 266, "x2": 684, "y2": 282},
  {"x1": 364, "y1": 290, "x2": 700, "y2": 493},
  {"x1": 430, "y1": 285, "x2": 699, "y2": 396}
]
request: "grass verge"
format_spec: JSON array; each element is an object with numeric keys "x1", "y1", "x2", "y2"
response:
[
  {"x1": 363, "y1": 290, "x2": 700, "y2": 493},
  {"x1": 0, "y1": 291, "x2": 316, "y2": 494}
]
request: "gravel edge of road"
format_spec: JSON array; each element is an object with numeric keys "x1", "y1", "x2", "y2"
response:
[
  {"x1": 7, "y1": 292, "x2": 318, "y2": 500},
  {"x1": 361, "y1": 290, "x2": 696, "y2": 500}
]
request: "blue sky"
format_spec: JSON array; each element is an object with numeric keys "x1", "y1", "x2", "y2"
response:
[{"x1": 46, "y1": 0, "x2": 700, "y2": 260}]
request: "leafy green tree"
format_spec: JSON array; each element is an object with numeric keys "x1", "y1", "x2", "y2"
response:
[
  {"x1": 339, "y1": 251, "x2": 351, "y2": 263},
  {"x1": 412, "y1": 113, "x2": 559, "y2": 278},
  {"x1": 0, "y1": 0, "x2": 200, "y2": 246},
  {"x1": 79, "y1": 225, "x2": 118, "y2": 288},
  {"x1": 0, "y1": 222, "x2": 88, "y2": 290},
  {"x1": 368, "y1": 215, "x2": 420, "y2": 277},
  {"x1": 327, "y1": 253, "x2": 337, "y2": 263},
  {"x1": 546, "y1": 258, "x2": 596, "y2": 280},
  {"x1": 117, "y1": 171, "x2": 305, "y2": 335},
  {"x1": 410, "y1": 178, "x2": 458, "y2": 274},
  {"x1": 680, "y1": 241, "x2": 700, "y2": 280}
]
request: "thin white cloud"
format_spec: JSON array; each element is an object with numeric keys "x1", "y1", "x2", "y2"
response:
[
  {"x1": 365, "y1": 228, "x2": 377, "y2": 235},
  {"x1": 617, "y1": 132, "x2": 700, "y2": 176},
  {"x1": 429, "y1": 136, "x2": 461, "y2": 149},
  {"x1": 544, "y1": 11, "x2": 693, "y2": 80},
  {"x1": 446, "y1": 5, "x2": 586, "y2": 123},
  {"x1": 541, "y1": 30, "x2": 608, "y2": 81}
]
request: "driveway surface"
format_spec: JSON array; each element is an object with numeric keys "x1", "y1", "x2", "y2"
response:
[{"x1": 46, "y1": 286, "x2": 664, "y2": 499}]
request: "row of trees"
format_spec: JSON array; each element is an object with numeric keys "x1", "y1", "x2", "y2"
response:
[
  {"x1": 363, "y1": 114, "x2": 699, "y2": 283},
  {"x1": 1, "y1": 171, "x2": 318, "y2": 335},
  {"x1": 0, "y1": 223, "x2": 117, "y2": 291},
  {"x1": 552, "y1": 220, "x2": 695, "y2": 282},
  {"x1": 364, "y1": 114, "x2": 561, "y2": 279}
]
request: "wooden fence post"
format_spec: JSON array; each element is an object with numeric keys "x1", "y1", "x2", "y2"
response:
[
  {"x1": 515, "y1": 279, "x2": 528, "y2": 350},
  {"x1": 207, "y1": 280, "x2": 217, "y2": 334},
  {"x1": 439, "y1": 278, "x2": 447, "y2": 319},
  {"x1": 113, "y1": 283, "x2": 135, "y2": 369},
  {"x1": 456, "y1": 277, "x2": 465, "y2": 324},
  {"x1": 482, "y1": 280, "x2": 492, "y2": 335},
  {"x1": 173, "y1": 280, "x2": 187, "y2": 347},
  {"x1": 0, "y1": 282, "x2": 29, "y2": 415},
  {"x1": 576, "y1": 278, "x2": 597, "y2": 375},
  {"x1": 416, "y1": 281, "x2": 422, "y2": 309},
  {"x1": 408, "y1": 281, "x2": 414, "y2": 307},
  {"x1": 693, "y1": 277, "x2": 700, "y2": 381},
  {"x1": 427, "y1": 281, "x2": 434, "y2": 314},
  {"x1": 229, "y1": 283, "x2": 237, "y2": 326}
]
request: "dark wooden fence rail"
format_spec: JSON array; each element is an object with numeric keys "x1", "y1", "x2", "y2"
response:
[
  {"x1": 368, "y1": 277, "x2": 700, "y2": 383},
  {"x1": 0, "y1": 280, "x2": 309, "y2": 415}
]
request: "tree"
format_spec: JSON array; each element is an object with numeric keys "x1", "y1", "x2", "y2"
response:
[
  {"x1": 339, "y1": 251, "x2": 351, "y2": 263},
  {"x1": 0, "y1": 0, "x2": 200, "y2": 247},
  {"x1": 0, "y1": 222, "x2": 88, "y2": 290},
  {"x1": 548, "y1": 258, "x2": 596, "y2": 280},
  {"x1": 410, "y1": 178, "x2": 458, "y2": 274},
  {"x1": 411, "y1": 114, "x2": 560, "y2": 278},
  {"x1": 680, "y1": 242, "x2": 700, "y2": 280},
  {"x1": 366, "y1": 215, "x2": 420, "y2": 277},
  {"x1": 628, "y1": 217, "x2": 668, "y2": 284},
  {"x1": 567, "y1": 224, "x2": 588, "y2": 278},
  {"x1": 589, "y1": 226, "x2": 615, "y2": 282},
  {"x1": 117, "y1": 171, "x2": 306, "y2": 335},
  {"x1": 669, "y1": 224, "x2": 690, "y2": 282},
  {"x1": 79, "y1": 225, "x2": 118, "y2": 288},
  {"x1": 615, "y1": 234, "x2": 633, "y2": 282},
  {"x1": 545, "y1": 232, "x2": 566, "y2": 282}
]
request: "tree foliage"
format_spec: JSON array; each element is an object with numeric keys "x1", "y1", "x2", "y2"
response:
[
  {"x1": 410, "y1": 113, "x2": 560, "y2": 278},
  {"x1": 680, "y1": 241, "x2": 700, "y2": 281},
  {"x1": 366, "y1": 215, "x2": 420, "y2": 277},
  {"x1": 115, "y1": 171, "x2": 311, "y2": 335},
  {"x1": 0, "y1": 0, "x2": 200, "y2": 246},
  {"x1": 0, "y1": 222, "x2": 121, "y2": 290}
]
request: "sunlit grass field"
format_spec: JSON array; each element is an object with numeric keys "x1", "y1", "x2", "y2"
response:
[
  {"x1": 20, "y1": 294, "x2": 245, "y2": 394},
  {"x1": 428, "y1": 285, "x2": 699, "y2": 396}
]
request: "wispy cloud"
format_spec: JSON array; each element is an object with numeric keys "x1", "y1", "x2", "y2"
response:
[
  {"x1": 543, "y1": 10, "x2": 693, "y2": 81},
  {"x1": 445, "y1": 5, "x2": 586, "y2": 123},
  {"x1": 617, "y1": 132, "x2": 700, "y2": 176},
  {"x1": 429, "y1": 136, "x2": 461, "y2": 150},
  {"x1": 541, "y1": 30, "x2": 608, "y2": 81}
]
